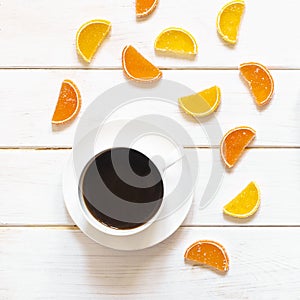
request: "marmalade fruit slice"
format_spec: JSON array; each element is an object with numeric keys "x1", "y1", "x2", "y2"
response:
[
  {"x1": 122, "y1": 45, "x2": 162, "y2": 82},
  {"x1": 155, "y1": 27, "x2": 198, "y2": 55},
  {"x1": 76, "y1": 19, "x2": 111, "y2": 63},
  {"x1": 220, "y1": 126, "x2": 256, "y2": 168},
  {"x1": 179, "y1": 86, "x2": 221, "y2": 117},
  {"x1": 136, "y1": 0, "x2": 159, "y2": 18},
  {"x1": 224, "y1": 182, "x2": 260, "y2": 218},
  {"x1": 185, "y1": 240, "x2": 229, "y2": 272},
  {"x1": 217, "y1": 0, "x2": 245, "y2": 44},
  {"x1": 52, "y1": 80, "x2": 81, "y2": 125},
  {"x1": 240, "y1": 62, "x2": 274, "y2": 106}
]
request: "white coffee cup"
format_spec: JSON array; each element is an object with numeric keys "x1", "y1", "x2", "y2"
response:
[{"x1": 75, "y1": 134, "x2": 183, "y2": 237}]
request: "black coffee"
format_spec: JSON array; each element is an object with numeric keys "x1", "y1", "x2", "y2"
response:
[{"x1": 80, "y1": 147, "x2": 164, "y2": 230}]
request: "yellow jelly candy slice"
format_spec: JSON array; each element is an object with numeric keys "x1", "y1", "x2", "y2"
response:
[
  {"x1": 179, "y1": 86, "x2": 221, "y2": 117},
  {"x1": 216, "y1": 0, "x2": 245, "y2": 44},
  {"x1": 76, "y1": 19, "x2": 111, "y2": 63},
  {"x1": 155, "y1": 27, "x2": 198, "y2": 55},
  {"x1": 223, "y1": 182, "x2": 260, "y2": 218}
]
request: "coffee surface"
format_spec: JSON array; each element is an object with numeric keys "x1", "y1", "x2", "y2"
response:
[{"x1": 80, "y1": 148, "x2": 164, "y2": 230}]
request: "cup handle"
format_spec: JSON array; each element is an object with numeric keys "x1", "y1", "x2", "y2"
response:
[{"x1": 151, "y1": 148, "x2": 184, "y2": 175}]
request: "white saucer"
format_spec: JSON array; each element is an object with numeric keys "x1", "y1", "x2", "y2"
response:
[{"x1": 63, "y1": 120, "x2": 195, "y2": 250}]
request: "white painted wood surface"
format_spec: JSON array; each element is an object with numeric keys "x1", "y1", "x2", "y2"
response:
[
  {"x1": 1, "y1": 0, "x2": 300, "y2": 298},
  {"x1": 0, "y1": 0, "x2": 299, "y2": 68},
  {"x1": 1, "y1": 148, "x2": 300, "y2": 226},
  {"x1": 1, "y1": 227, "x2": 300, "y2": 299},
  {"x1": 0, "y1": 70, "x2": 300, "y2": 147}
]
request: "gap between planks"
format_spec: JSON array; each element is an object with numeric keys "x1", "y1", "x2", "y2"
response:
[
  {"x1": 1, "y1": 225, "x2": 300, "y2": 229},
  {"x1": 1, "y1": 146, "x2": 300, "y2": 150},
  {"x1": 0, "y1": 67, "x2": 300, "y2": 71}
]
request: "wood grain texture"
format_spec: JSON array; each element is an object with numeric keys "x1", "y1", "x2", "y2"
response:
[
  {"x1": 0, "y1": 69, "x2": 299, "y2": 147},
  {"x1": 1, "y1": 227, "x2": 300, "y2": 299},
  {"x1": 1, "y1": 149, "x2": 300, "y2": 226},
  {"x1": 0, "y1": 150, "x2": 72, "y2": 225},
  {"x1": 0, "y1": 0, "x2": 299, "y2": 297},
  {"x1": 0, "y1": 0, "x2": 299, "y2": 68}
]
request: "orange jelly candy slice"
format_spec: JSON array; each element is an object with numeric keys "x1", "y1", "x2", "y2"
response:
[
  {"x1": 220, "y1": 126, "x2": 256, "y2": 168},
  {"x1": 122, "y1": 45, "x2": 162, "y2": 82},
  {"x1": 136, "y1": 0, "x2": 158, "y2": 18},
  {"x1": 52, "y1": 80, "x2": 81, "y2": 125},
  {"x1": 240, "y1": 62, "x2": 274, "y2": 106},
  {"x1": 185, "y1": 240, "x2": 229, "y2": 272},
  {"x1": 76, "y1": 19, "x2": 111, "y2": 63}
]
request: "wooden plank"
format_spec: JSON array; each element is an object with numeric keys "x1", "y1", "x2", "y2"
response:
[
  {"x1": 1, "y1": 227, "x2": 300, "y2": 299},
  {"x1": 0, "y1": 150, "x2": 72, "y2": 225},
  {"x1": 187, "y1": 148, "x2": 300, "y2": 226},
  {"x1": 1, "y1": 149, "x2": 299, "y2": 226},
  {"x1": 0, "y1": 69, "x2": 299, "y2": 147},
  {"x1": 0, "y1": 0, "x2": 299, "y2": 68}
]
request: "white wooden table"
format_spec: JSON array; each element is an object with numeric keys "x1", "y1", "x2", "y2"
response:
[{"x1": 1, "y1": 0, "x2": 300, "y2": 298}]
